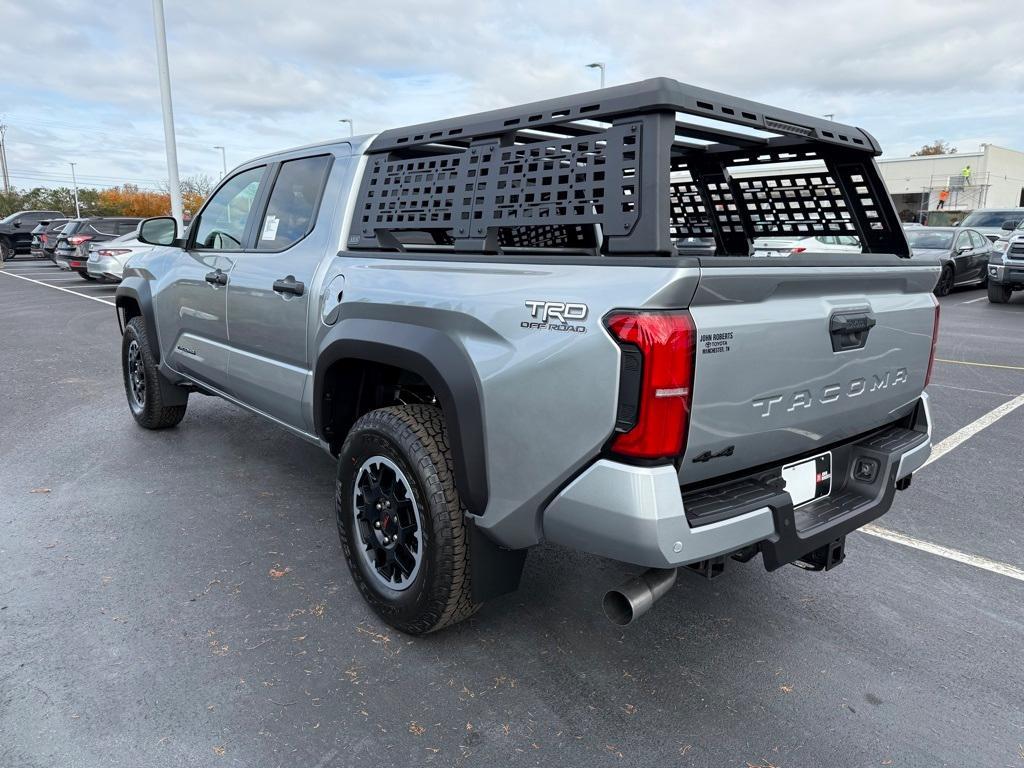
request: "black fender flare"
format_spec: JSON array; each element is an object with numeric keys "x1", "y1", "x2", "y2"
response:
[
  {"x1": 314, "y1": 318, "x2": 488, "y2": 515},
  {"x1": 114, "y1": 277, "x2": 161, "y2": 362}
]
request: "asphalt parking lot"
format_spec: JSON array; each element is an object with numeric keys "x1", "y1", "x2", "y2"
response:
[{"x1": 1, "y1": 257, "x2": 1022, "y2": 768}]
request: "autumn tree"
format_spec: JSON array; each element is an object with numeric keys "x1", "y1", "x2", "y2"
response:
[
  {"x1": 96, "y1": 184, "x2": 171, "y2": 217},
  {"x1": 911, "y1": 140, "x2": 957, "y2": 157}
]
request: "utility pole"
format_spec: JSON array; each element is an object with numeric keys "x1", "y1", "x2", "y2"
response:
[
  {"x1": 151, "y1": 0, "x2": 183, "y2": 229},
  {"x1": 69, "y1": 162, "x2": 81, "y2": 217},
  {"x1": 585, "y1": 62, "x2": 606, "y2": 88},
  {"x1": 0, "y1": 123, "x2": 10, "y2": 195},
  {"x1": 213, "y1": 145, "x2": 227, "y2": 178},
  {"x1": 338, "y1": 118, "x2": 353, "y2": 137}
]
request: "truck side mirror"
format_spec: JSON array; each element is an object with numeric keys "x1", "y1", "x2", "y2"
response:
[
  {"x1": 1001, "y1": 219, "x2": 1019, "y2": 231},
  {"x1": 138, "y1": 216, "x2": 182, "y2": 247}
]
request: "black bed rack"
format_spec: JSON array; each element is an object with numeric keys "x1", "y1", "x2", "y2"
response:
[{"x1": 348, "y1": 77, "x2": 908, "y2": 257}]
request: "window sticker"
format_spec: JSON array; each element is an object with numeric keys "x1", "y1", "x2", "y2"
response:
[{"x1": 261, "y1": 215, "x2": 280, "y2": 241}]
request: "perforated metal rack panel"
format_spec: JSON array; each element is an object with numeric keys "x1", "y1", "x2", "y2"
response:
[
  {"x1": 353, "y1": 123, "x2": 640, "y2": 249},
  {"x1": 732, "y1": 173, "x2": 858, "y2": 237}
]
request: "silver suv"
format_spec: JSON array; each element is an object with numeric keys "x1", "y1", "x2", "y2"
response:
[{"x1": 115, "y1": 78, "x2": 939, "y2": 634}]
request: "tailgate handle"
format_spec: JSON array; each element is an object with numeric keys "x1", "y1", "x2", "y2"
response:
[{"x1": 829, "y1": 311, "x2": 876, "y2": 352}]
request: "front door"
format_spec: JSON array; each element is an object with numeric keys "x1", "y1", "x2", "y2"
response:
[
  {"x1": 158, "y1": 165, "x2": 267, "y2": 392},
  {"x1": 225, "y1": 153, "x2": 337, "y2": 430}
]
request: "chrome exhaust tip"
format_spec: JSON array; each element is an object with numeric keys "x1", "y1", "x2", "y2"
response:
[{"x1": 602, "y1": 568, "x2": 678, "y2": 626}]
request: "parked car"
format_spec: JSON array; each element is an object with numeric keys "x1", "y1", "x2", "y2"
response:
[
  {"x1": 85, "y1": 232, "x2": 152, "y2": 282},
  {"x1": 0, "y1": 210, "x2": 64, "y2": 260},
  {"x1": 116, "y1": 78, "x2": 937, "y2": 634},
  {"x1": 987, "y1": 231, "x2": 1024, "y2": 303},
  {"x1": 29, "y1": 218, "x2": 69, "y2": 258},
  {"x1": 53, "y1": 217, "x2": 142, "y2": 278},
  {"x1": 753, "y1": 234, "x2": 861, "y2": 257},
  {"x1": 905, "y1": 226, "x2": 992, "y2": 296},
  {"x1": 956, "y1": 208, "x2": 1024, "y2": 242}
]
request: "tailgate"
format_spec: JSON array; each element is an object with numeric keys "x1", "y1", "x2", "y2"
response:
[{"x1": 681, "y1": 262, "x2": 939, "y2": 483}]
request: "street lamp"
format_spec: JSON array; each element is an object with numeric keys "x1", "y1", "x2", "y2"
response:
[
  {"x1": 585, "y1": 62, "x2": 606, "y2": 88},
  {"x1": 69, "y1": 162, "x2": 81, "y2": 217},
  {"x1": 338, "y1": 118, "x2": 354, "y2": 137},
  {"x1": 213, "y1": 145, "x2": 227, "y2": 178},
  {"x1": 151, "y1": 0, "x2": 183, "y2": 229}
]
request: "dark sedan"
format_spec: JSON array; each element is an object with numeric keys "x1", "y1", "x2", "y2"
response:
[{"x1": 906, "y1": 226, "x2": 992, "y2": 296}]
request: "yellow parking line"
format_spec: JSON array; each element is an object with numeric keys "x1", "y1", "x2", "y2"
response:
[{"x1": 935, "y1": 358, "x2": 1024, "y2": 372}]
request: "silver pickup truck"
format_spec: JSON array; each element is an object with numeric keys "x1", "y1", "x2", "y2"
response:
[{"x1": 115, "y1": 78, "x2": 939, "y2": 634}]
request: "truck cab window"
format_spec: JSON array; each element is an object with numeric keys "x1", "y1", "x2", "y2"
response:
[
  {"x1": 193, "y1": 166, "x2": 265, "y2": 250},
  {"x1": 256, "y1": 155, "x2": 332, "y2": 251}
]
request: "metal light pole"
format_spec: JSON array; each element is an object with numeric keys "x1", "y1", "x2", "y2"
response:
[
  {"x1": 213, "y1": 145, "x2": 227, "y2": 178},
  {"x1": 585, "y1": 62, "x2": 606, "y2": 88},
  {"x1": 0, "y1": 123, "x2": 10, "y2": 195},
  {"x1": 338, "y1": 118, "x2": 353, "y2": 137},
  {"x1": 69, "y1": 162, "x2": 81, "y2": 217},
  {"x1": 151, "y1": 0, "x2": 183, "y2": 229}
]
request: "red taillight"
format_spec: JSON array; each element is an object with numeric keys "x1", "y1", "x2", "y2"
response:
[
  {"x1": 605, "y1": 311, "x2": 697, "y2": 459},
  {"x1": 790, "y1": 246, "x2": 807, "y2": 254},
  {"x1": 97, "y1": 249, "x2": 131, "y2": 257},
  {"x1": 924, "y1": 300, "x2": 940, "y2": 387},
  {"x1": 68, "y1": 234, "x2": 93, "y2": 246}
]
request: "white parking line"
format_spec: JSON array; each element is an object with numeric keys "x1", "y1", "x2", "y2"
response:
[
  {"x1": 959, "y1": 296, "x2": 988, "y2": 305},
  {"x1": 860, "y1": 525, "x2": 1024, "y2": 582},
  {"x1": 0, "y1": 270, "x2": 115, "y2": 306},
  {"x1": 924, "y1": 392, "x2": 1024, "y2": 468},
  {"x1": 936, "y1": 358, "x2": 1024, "y2": 372}
]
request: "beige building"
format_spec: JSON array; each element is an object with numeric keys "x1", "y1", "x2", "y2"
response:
[{"x1": 878, "y1": 144, "x2": 1024, "y2": 223}]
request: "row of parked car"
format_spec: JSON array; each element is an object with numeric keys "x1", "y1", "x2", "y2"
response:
[{"x1": 0, "y1": 211, "x2": 151, "y2": 281}]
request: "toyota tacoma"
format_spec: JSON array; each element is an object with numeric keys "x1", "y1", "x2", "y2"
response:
[{"x1": 114, "y1": 78, "x2": 939, "y2": 633}]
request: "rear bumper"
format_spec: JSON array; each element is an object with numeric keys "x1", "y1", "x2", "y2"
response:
[
  {"x1": 543, "y1": 393, "x2": 931, "y2": 569},
  {"x1": 86, "y1": 254, "x2": 124, "y2": 281}
]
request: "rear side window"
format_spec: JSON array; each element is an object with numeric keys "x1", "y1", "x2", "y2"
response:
[
  {"x1": 116, "y1": 221, "x2": 140, "y2": 235},
  {"x1": 256, "y1": 155, "x2": 332, "y2": 251}
]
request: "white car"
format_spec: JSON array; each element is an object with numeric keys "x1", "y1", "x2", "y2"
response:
[
  {"x1": 753, "y1": 234, "x2": 861, "y2": 257},
  {"x1": 85, "y1": 232, "x2": 154, "y2": 282}
]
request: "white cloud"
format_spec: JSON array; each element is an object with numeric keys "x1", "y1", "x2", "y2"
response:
[{"x1": 1, "y1": 0, "x2": 1022, "y2": 190}]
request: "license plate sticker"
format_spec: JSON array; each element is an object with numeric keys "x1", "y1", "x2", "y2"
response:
[{"x1": 782, "y1": 452, "x2": 832, "y2": 507}]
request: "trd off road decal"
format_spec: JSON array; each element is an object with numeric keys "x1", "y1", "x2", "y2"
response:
[{"x1": 522, "y1": 300, "x2": 588, "y2": 333}]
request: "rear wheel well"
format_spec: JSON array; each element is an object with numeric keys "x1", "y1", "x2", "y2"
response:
[{"x1": 320, "y1": 359, "x2": 437, "y2": 454}]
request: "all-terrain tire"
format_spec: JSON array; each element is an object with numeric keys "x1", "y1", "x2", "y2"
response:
[
  {"x1": 121, "y1": 316, "x2": 187, "y2": 429},
  {"x1": 988, "y1": 281, "x2": 1012, "y2": 304},
  {"x1": 336, "y1": 404, "x2": 479, "y2": 634}
]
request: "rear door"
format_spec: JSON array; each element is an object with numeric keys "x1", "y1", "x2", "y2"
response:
[
  {"x1": 967, "y1": 230, "x2": 990, "y2": 282},
  {"x1": 225, "y1": 153, "x2": 337, "y2": 430},
  {"x1": 951, "y1": 229, "x2": 975, "y2": 283},
  {"x1": 681, "y1": 259, "x2": 938, "y2": 483}
]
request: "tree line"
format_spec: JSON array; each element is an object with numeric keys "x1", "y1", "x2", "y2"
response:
[{"x1": 0, "y1": 174, "x2": 215, "y2": 220}]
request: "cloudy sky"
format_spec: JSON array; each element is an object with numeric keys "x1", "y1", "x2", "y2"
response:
[{"x1": 1, "y1": 0, "x2": 1023, "y2": 192}]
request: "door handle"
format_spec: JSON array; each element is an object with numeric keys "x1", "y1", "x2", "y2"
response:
[
  {"x1": 205, "y1": 269, "x2": 228, "y2": 286},
  {"x1": 272, "y1": 275, "x2": 305, "y2": 297},
  {"x1": 829, "y1": 311, "x2": 876, "y2": 352}
]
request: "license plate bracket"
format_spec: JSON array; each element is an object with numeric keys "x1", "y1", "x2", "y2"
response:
[{"x1": 781, "y1": 451, "x2": 832, "y2": 508}]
